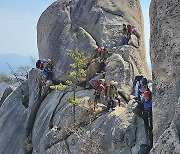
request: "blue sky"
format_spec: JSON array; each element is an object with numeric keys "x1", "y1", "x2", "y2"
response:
[{"x1": 0, "y1": 0, "x2": 151, "y2": 69}]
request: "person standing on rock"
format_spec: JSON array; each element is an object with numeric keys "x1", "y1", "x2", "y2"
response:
[
  {"x1": 106, "y1": 80, "x2": 118, "y2": 112},
  {"x1": 134, "y1": 76, "x2": 151, "y2": 100},
  {"x1": 122, "y1": 24, "x2": 128, "y2": 45},
  {"x1": 97, "y1": 44, "x2": 109, "y2": 74},
  {"x1": 136, "y1": 91, "x2": 153, "y2": 147},
  {"x1": 40, "y1": 59, "x2": 46, "y2": 70},
  {"x1": 98, "y1": 44, "x2": 109, "y2": 61},
  {"x1": 36, "y1": 60, "x2": 42, "y2": 69},
  {"x1": 93, "y1": 79, "x2": 105, "y2": 110},
  {"x1": 44, "y1": 58, "x2": 54, "y2": 81}
]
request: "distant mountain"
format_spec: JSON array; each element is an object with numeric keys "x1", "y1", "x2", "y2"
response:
[{"x1": 0, "y1": 53, "x2": 38, "y2": 75}]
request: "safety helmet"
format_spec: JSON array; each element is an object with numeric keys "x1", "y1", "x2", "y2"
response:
[
  {"x1": 143, "y1": 91, "x2": 151, "y2": 97},
  {"x1": 47, "y1": 58, "x2": 52, "y2": 63},
  {"x1": 114, "y1": 81, "x2": 118, "y2": 86},
  {"x1": 100, "y1": 79, "x2": 105, "y2": 83},
  {"x1": 104, "y1": 44, "x2": 108, "y2": 49},
  {"x1": 42, "y1": 59, "x2": 46, "y2": 62},
  {"x1": 110, "y1": 80, "x2": 115, "y2": 85}
]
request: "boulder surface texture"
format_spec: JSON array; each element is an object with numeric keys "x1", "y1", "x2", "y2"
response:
[{"x1": 150, "y1": 0, "x2": 180, "y2": 153}]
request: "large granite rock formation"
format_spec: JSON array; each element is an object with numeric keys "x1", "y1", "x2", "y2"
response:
[
  {"x1": 150, "y1": 0, "x2": 180, "y2": 153},
  {"x1": 0, "y1": 0, "x2": 152, "y2": 153},
  {"x1": 37, "y1": 0, "x2": 149, "y2": 82},
  {"x1": 0, "y1": 69, "x2": 147, "y2": 154}
]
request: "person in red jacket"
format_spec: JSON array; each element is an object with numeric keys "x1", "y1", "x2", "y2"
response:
[
  {"x1": 93, "y1": 79, "x2": 105, "y2": 110},
  {"x1": 127, "y1": 24, "x2": 133, "y2": 42}
]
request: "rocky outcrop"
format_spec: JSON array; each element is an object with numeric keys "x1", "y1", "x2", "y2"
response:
[
  {"x1": 0, "y1": 69, "x2": 147, "y2": 154},
  {"x1": 0, "y1": 82, "x2": 28, "y2": 154},
  {"x1": 0, "y1": 0, "x2": 152, "y2": 153},
  {"x1": 150, "y1": 0, "x2": 180, "y2": 153},
  {"x1": 37, "y1": 0, "x2": 149, "y2": 82},
  {"x1": 0, "y1": 86, "x2": 16, "y2": 107}
]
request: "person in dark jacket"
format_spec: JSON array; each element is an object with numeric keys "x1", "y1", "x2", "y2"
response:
[
  {"x1": 36, "y1": 60, "x2": 42, "y2": 69},
  {"x1": 136, "y1": 91, "x2": 153, "y2": 147},
  {"x1": 122, "y1": 24, "x2": 128, "y2": 45},
  {"x1": 44, "y1": 58, "x2": 54, "y2": 81}
]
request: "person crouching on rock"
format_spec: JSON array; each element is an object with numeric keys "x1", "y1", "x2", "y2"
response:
[
  {"x1": 135, "y1": 91, "x2": 153, "y2": 147},
  {"x1": 106, "y1": 80, "x2": 118, "y2": 112},
  {"x1": 44, "y1": 58, "x2": 54, "y2": 81}
]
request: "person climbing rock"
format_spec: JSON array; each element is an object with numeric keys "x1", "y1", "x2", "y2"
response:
[
  {"x1": 97, "y1": 45, "x2": 109, "y2": 74},
  {"x1": 36, "y1": 60, "x2": 42, "y2": 69},
  {"x1": 93, "y1": 79, "x2": 105, "y2": 110},
  {"x1": 106, "y1": 80, "x2": 118, "y2": 112},
  {"x1": 44, "y1": 58, "x2": 54, "y2": 81},
  {"x1": 98, "y1": 59, "x2": 106, "y2": 74},
  {"x1": 127, "y1": 24, "x2": 133, "y2": 43},
  {"x1": 122, "y1": 24, "x2": 128, "y2": 45},
  {"x1": 139, "y1": 77, "x2": 150, "y2": 94},
  {"x1": 98, "y1": 44, "x2": 109, "y2": 61},
  {"x1": 40, "y1": 59, "x2": 46, "y2": 70},
  {"x1": 134, "y1": 76, "x2": 152, "y2": 100},
  {"x1": 134, "y1": 75, "x2": 144, "y2": 100},
  {"x1": 135, "y1": 91, "x2": 153, "y2": 147}
]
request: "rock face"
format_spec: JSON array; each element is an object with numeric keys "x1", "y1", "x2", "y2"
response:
[
  {"x1": 0, "y1": 69, "x2": 147, "y2": 154},
  {"x1": 150, "y1": 0, "x2": 180, "y2": 153},
  {"x1": 37, "y1": 0, "x2": 149, "y2": 82},
  {"x1": 0, "y1": 86, "x2": 16, "y2": 107},
  {"x1": 0, "y1": 0, "x2": 152, "y2": 154},
  {"x1": 0, "y1": 83, "x2": 28, "y2": 154}
]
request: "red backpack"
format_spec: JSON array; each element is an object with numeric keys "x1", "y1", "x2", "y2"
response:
[
  {"x1": 98, "y1": 46, "x2": 104, "y2": 56},
  {"x1": 93, "y1": 80, "x2": 101, "y2": 90},
  {"x1": 127, "y1": 24, "x2": 133, "y2": 35}
]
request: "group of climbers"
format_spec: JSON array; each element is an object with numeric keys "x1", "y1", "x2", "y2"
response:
[
  {"x1": 36, "y1": 58, "x2": 54, "y2": 81},
  {"x1": 133, "y1": 75, "x2": 153, "y2": 148},
  {"x1": 93, "y1": 78, "x2": 120, "y2": 112},
  {"x1": 38, "y1": 22, "x2": 153, "y2": 151},
  {"x1": 122, "y1": 23, "x2": 133, "y2": 45}
]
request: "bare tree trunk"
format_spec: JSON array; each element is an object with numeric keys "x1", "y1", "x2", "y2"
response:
[{"x1": 73, "y1": 88, "x2": 76, "y2": 125}]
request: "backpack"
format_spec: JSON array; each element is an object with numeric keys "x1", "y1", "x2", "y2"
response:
[
  {"x1": 133, "y1": 76, "x2": 144, "y2": 89},
  {"x1": 36, "y1": 60, "x2": 41, "y2": 69},
  {"x1": 98, "y1": 46, "x2": 104, "y2": 56},
  {"x1": 93, "y1": 80, "x2": 101, "y2": 91},
  {"x1": 139, "y1": 77, "x2": 150, "y2": 93},
  {"x1": 138, "y1": 144, "x2": 151, "y2": 154},
  {"x1": 127, "y1": 24, "x2": 133, "y2": 35},
  {"x1": 133, "y1": 76, "x2": 144, "y2": 98}
]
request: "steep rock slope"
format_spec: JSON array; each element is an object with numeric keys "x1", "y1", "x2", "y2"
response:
[
  {"x1": 37, "y1": 0, "x2": 149, "y2": 83},
  {"x1": 0, "y1": 69, "x2": 146, "y2": 154},
  {"x1": 0, "y1": 0, "x2": 150, "y2": 154},
  {"x1": 150, "y1": 0, "x2": 180, "y2": 153}
]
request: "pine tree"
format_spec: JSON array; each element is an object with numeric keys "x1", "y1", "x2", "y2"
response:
[{"x1": 51, "y1": 48, "x2": 87, "y2": 124}]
